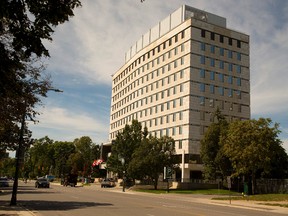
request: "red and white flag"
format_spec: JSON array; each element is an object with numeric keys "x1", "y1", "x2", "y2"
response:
[{"x1": 92, "y1": 159, "x2": 103, "y2": 167}]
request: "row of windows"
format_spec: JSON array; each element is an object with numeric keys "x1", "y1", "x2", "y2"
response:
[
  {"x1": 112, "y1": 95, "x2": 184, "y2": 121},
  {"x1": 110, "y1": 124, "x2": 183, "y2": 140},
  {"x1": 200, "y1": 55, "x2": 242, "y2": 73},
  {"x1": 200, "y1": 42, "x2": 242, "y2": 60},
  {"x1": 199, "y1": 83, "x2": 241, "y2": 97},
  {"x1": 113, "y1": 43, "x2": 185, "y2": 94},
  {"x1": 201, "y1": 29, "x2": 242, "y2": 48},
  {"x1": 111, "y1": 110, "x2": 184, "y2": 130},
  {"x1": 114, "y1": 30, "x2": 186, "y2": 84},
  {"x1": 199, "y1": 69, "x2": 242, "y2": 85},
  {"x1": 112, "y1": 70, "x2": 185, "y2": 111}
]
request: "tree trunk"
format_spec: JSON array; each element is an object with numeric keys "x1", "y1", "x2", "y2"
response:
[
  {"x1": 154, "y1": 178, "x2": 158, "y2": 190},
  {"x1": 251, "y1": 172, "x2": 256, "y2": 195}
]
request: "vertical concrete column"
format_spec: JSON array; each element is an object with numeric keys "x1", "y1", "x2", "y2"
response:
[{"x1": 181, "y1": 149, "x2": 185, "y2": 182}]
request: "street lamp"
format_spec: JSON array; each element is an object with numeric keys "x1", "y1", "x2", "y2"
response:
[
  {"x1": 10, "y1": 88, "x2": 63, "y2": 206},
  {"x1": 121, "y1": 158, "x2": 125, "y2": 192}
]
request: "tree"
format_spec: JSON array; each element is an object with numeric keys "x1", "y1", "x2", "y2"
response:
[
  {"x1": 106, "y1": 120, "x2": 147, "y2": 179},
  {"x1": 128, "y1": 136, "x2": 177, "y2": 189},
  {"x1": 200, "y1": 109, "x2": 231, "y2": 180},
  {"x1": 1, "y1": 1, "x2": 81, "y2": 204},
  {"x1": 0, "y1": 0, "x2": 82, "y2": 151},
  {"x1": 222, "y1": 118, "x2": 286, "y2": 194}
]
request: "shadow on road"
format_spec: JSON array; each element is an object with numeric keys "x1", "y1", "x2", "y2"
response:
[{"x1": 21, "y1": 200, "x2": 113, "y2": 211}]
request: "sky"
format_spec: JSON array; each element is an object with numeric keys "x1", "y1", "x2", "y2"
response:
[{"x1": 28, "y1": 0, "x2": 288, "y2": 152}]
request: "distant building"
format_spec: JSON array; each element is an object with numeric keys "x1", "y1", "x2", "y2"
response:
[{"x1": 109, "y1": 5, "x2": 250, "y2": 181}]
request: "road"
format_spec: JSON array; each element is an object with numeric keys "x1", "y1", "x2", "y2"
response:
[{"x1": 1, "y1": 181, "x2": 287, "y2": 216}]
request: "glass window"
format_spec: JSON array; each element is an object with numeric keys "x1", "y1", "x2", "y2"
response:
[
  {"x1": 228, "y1": 75, "x2": 233, "y2": 84},
  {"x1": 237, "y1": 77, "x2": 241, "y2": 86},
  {"x1": 180, "y1": 84, "x2": 183, "y2": 92},
  {"x1": 228, "y1": 50, "x2": 233, "y2": 58},
  {"x1": 200, "y1": 83, "x2": 205, "y2": 92},
  {"x1": 219, "y1": 60, "x2": 224, "y2": 69},
  {"x1": 180, "y1": 70, "x2": 184, "y2": 78},
  {"x1": 178, "y1": 140, "x2": 182, "y2": 149},
  {"x1": 200, "y1": 56, "x2": 205, "y2": 64},
  {"x1": 179, "y1": 111, "x2": 183, "y2": 120},
  {"x1": 210, "y1": 58, "x2": 215, "y2": 67},
  {"x1": 200, "y1": 69, "x2": 205, "y2": 78},
  {"x1": 180, "y1": 97, "x2": 183, "y2": 106},
  {"x1": 219, "y1": 86, "x2": 224, "y2": 96},
  {"x1": 210, "y1": 45, "x2": 215, "y2": 53},
  {"x1": 179, "y1": 126, "x2": 182, "y2": 135},
  {"x1": 228, "y1": 63, "x2": 233, "y2": 71},
  {"x1": 200, "y1": 96, "x2": 205, "y2": 105},
  {"x1": 220, "y1": 47, "x2": 224, "y2": 56},
  {"x1": 172, "y1": 127, "x2": 176, "y2": 135},
  {"x1": 210, "y1": 85, "x2": 214, "y2": 94},
  {"x1": 228, "y1": 89, "x2": 233, "y2": 97},
  {"x1": 167, "y1": 101, "x2": 170, "y2": 110},
  {"x1": 166, "y1": 128, "x2": 169, "y2": 136},
  {"x1": 201, "y1": 42, "x2": 205, "y2": 51},
  {"x1": 236, "y1": 65, "x2": 241, "y2": 73},
  {"x1": 166, "y1": 115, "x2": 169, "y2": 123},
  {"x1": 237, "y1": 52, "x2": 241, "y2": 61},
  {"x1": 219, "y1": 73, "x2": 224, "y2": 82},
  {"x1": 210, "y1": 71, "x2": 215, "y2": 80}
]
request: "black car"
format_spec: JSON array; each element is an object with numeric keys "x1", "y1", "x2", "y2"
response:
[
  {"x1": 35, "y1": 178, "x2": 50, "y2": 188},
  {"x1": 0, "y1": 177, "x2": 9, "y2": 187}
]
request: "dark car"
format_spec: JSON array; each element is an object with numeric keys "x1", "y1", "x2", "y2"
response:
[
  {"x1": 0, "y1": 177, "x2": 9, "y2": 187},
  {"x1": 35, "y1": 178, "x2": 50, "y2": 188},
  {"x1": 101, "y1": 178, "x2": 115, "y2": 188}
]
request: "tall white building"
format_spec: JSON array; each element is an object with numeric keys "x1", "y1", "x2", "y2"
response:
[{"x1": 109, "y1": 5, "x2": 250, "y2": 181}]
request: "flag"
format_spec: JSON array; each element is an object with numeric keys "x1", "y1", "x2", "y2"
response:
[{"x1": 92, "y1": 159, "x2": 103, "y2": 167}]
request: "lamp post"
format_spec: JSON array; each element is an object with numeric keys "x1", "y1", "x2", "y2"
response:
[
  {"x1": 10, "y1": 88, "x2": 63, "y2": 206},
  {"x1": 121, "y1": 158, "x2": 125, "y2": 192}
]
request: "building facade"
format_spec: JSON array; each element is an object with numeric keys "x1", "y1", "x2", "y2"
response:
[{"x1": 109, "y1": 5, "x2": 250, "y2": 181}]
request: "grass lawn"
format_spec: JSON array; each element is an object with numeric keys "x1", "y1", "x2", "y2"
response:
[{"x1": 135, "y1": 188, "x2": 240, "y2": 195}]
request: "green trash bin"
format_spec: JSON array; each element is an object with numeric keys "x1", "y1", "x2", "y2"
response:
[{"x1": 243, "y1": 182, "x2": 248, "y2": 195}]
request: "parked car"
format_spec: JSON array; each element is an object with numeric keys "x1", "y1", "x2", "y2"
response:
[
  {"x1": 101, "y1": 178, "x2": 115, "y2": 188},
  {"x1": 35, "y1": 178, "x2": 50, "y2": 188},
  {"x1": 0, "y1": 177, "x2": 9, "y2": 187}
]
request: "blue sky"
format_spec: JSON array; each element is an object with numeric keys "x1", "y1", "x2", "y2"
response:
[{"x1": 28, "y1": 0, "x2": 288, "y2": 152}]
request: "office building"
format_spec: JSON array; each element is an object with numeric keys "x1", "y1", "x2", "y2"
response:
[{"x1": 109, "y1": 5, "x2": 250, "y2": 181}]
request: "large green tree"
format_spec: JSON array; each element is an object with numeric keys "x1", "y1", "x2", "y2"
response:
[
  {"x1": 106, "y1": 120, "x2": 148, "y2": 179},
  {"x1": 128, "y1": 136, "x2": 177, "y2": 189},
  {"x1": 222, "y1": 118, "x2": 287, "y2": 194},
  {"x1": 200, "y1": 109, "x2": 231, "y2": 180}
]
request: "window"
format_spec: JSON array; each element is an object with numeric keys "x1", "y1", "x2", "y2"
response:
[
  {"x1": 179, "y1": 111, "x2": 183, "y2": 120},
  {"x1": 172, "y1": 127, "x2": 176, "y2": 135},
  {"x1": 166, "y1": 128, "x2": 169, "y2": 136},
  {"x1": 237, "y1": 40, "x2": 241, "y2": 48},
  {"x1": 219, "y1": 61, "x2": 224, "y2": 69},
  {"x1": 210, "y1": 71, "x2": 215, "y2": 80},
  {"x1": 166, "y1": 115, "x2": 169, "y2": 123},
  {"x1": 220, "y1": 47, "x2": 224, "y2": 56},
  {"x1": 237, "y1": 77, "x2": 241, "y2": 86},
  {"x1": 210, "y1": 45, "x2": 215, "y2": 53},
  {"x1": 219, "y1": 86, "x2": 224, "y2": 96},
  {"x1": 210, "y1": 85, "x2": 214, "y2": 94},
  {"x1": 180, "y1": 84, "x2": 183, "y2": 92},
  {"x1": 179, "y1": 126, "x2": 182, "y2": 135},
  {"x1": 201, "y1": 42, "x2": 205, "y2": 51},
  {"x1": 180, "y1": 70, "x2": 184, "y2": 78},
  {"x1": 173, "y1": 99, "x2": 176, "y2": 108},
  {"x1": 229, "y1": 38, "x2": 233, "y2": 46},
  {"x1": 178, "y1": 140, "x2": 182, "y2": 149},
  {"x1": 201, "y1": 29, "x2": 205, "y2": 38},
  {"x1": 210, "y1": 58, "x2": 215, "y2": 67},
  {"x1": 237, "y1": 52, "x2": 241, "y2": 61},
  {"x1": 200, "y1": 96, "x2": 205, "y2": 105},
  {"x1": 228, "y1": 89, "x2": 233, "y2": 97},
  {"x1": 220, "y1": 35, "x2": 224, "y2": 43},
  {"x1": 174, "y1": 47, "x2": 178, "y2": 55},
  {"x1": 181, "y1": 31, "x2": 185, "y2": 39},
  {"x1": 200, "y1": 69, "x2": 205, "y2": 78},
  {"x1": 200, "y1": 83, "x2": 205, "y2": 92},
  {"x1": 228, "y1": 50, "x2": 233, "y2": 58},
  {"x1": 228, "y1": 63, "x2": 233, "y2": 72},
  {"x1": 236, "y1": 65, "x2": 241, "y2": 73},
  {"x1": 219, "y1": 73, "x2": 224, "y2": 82},
  {"x1": 228, "y1": 75, "x2": 233, "y2": 84},
  {"x1": 211, "y1": 32, "x2": 215, "y2": 40},
  {"x1": 200, "y1": 56, "x2": 205, "y2": 64},
  {"x1": 180, "y1": 97, "x2": 183, "y2": 106}
]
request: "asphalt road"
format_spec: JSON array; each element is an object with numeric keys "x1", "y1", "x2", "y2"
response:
[{"x1": 1, "y1": 181, "x2": 287, "y2": 216}]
